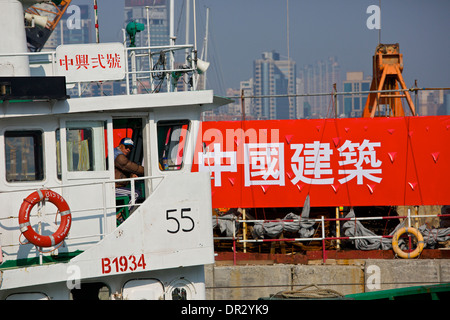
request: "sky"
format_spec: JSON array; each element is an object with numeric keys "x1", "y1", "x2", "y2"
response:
[{"x1": 72, "y1": 0, "x2": 450, "y2": 96}]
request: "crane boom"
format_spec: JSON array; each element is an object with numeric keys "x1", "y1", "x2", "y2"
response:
[{"x1": 25, "y1": 0, "x2": 72, "y2": 52}]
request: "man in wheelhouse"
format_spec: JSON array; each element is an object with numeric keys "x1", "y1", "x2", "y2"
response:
[{"x1": 114, "y1": 137, "x2": 144, "y2": 222}]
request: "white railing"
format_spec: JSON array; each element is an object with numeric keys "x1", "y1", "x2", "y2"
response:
[
  {"x1": 0, "y1": 43, "x2": 200, "y2": 97},
  {"x1": 125, "y1": 44, "x2": 198, "y2": 95},
  {"x1": 0, "y1": 175, "x2": 164, "y2": 265}
]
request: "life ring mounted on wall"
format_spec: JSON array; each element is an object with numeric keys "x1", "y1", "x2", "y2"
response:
[
  {"x1": 392, "y1": 227, "x2": 424, "y2": 259},
  {"x1": 18, "y1": 189, "x2": 72, "y2": 248}
]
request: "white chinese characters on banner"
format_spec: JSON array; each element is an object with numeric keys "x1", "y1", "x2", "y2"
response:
[
  {"x1": 337, "y1": 139, "x2": 382, "y2": 185},
  {"x1": 291, "y1": 142, "x2": 334, "y2": 185},
  {"x1": 244, "y1": 143, "x2": 285, "y2": 186},
  {"x1": 198, "y1": 143, "x2": 237, "y2": 187},
  {"x1": 198, "y1": 139, "x2": 383, "y2": 188}
]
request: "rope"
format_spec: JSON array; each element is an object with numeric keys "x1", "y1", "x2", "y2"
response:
[
  {"x1": 302, "y1": 93, "x2": 332, "y2": 201},
  {"x1": 274, "y1": 284, "x2": 344, "y2": 299}
]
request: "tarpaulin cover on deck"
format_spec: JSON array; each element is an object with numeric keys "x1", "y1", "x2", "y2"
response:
[{"x1": 192, "y1": 116, "x2": 450, "y2": 208}]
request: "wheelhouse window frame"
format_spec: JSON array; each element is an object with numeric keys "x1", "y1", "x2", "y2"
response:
[
  {"x1": 4, "y1": 130, "x2": 44, "y2": 183},
  {"x1": 58, "y1": 119, "x2": 111, "y2": 181},
  {"x1": 157, "y1": 120, "x2": 190, "y2": 172}
]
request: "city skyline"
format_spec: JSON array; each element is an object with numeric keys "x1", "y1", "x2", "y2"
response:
[
  {"x1": 69, "y1": 0, "x2": 450, "y2": 96},
  {"x1": 51, "y1": 0, "x2": 449, "y2": 118}
]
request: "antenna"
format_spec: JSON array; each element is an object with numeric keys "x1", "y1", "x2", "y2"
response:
[
  {"x1": 286, "y1": 0, "x2": 290, "y2": 61},
  {"x1": 193, "y1": 0, "x2": 197, "y2": 51},
  {"x1": 197, "y1": 7, "x2": 210, "y2": 90},
  {"x1": 286, "y1": 0, "x2": 294, "y2": 119},
  {"x1": 94, "y1": 0, "x2": 99, "y2": 43},
  {"x1": 184, "y1": 0, "x2": 190, "y2": 91},
  {"x1": 378, "y1": 0, "x2": 381, "y2": 44}
]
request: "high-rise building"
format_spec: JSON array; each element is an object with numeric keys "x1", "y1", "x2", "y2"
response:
[
  {"x1": 124, "y1": 0, "x2": 169, "y2": 48},
  {"x1": 44, "y1": 5, "x2": 93, "y2": 50},
  {"x1": 417, "y1": 90, "x2": 445, "y2": 116},
  {"x1": 342, "y1": 71, "x2": 371, "y2": 117},
  {"x1": 240, "y1": 78, "x2": 254, "y2": 118},
  {"x1": 298, "y1": 56, "x2": 341, "y2": 118},
  {"x1": 296, "y1": 77, "x2": 306, "y2": 118},
  {"x1": 442, "y1": 93, "x2": 450, "y2": 115},
  {"x1": 253, "y1": 51, "x2": 296, "y2": 120}
]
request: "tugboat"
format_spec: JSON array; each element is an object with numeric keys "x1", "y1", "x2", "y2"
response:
[{"x1": 0, "y1": 0, "x2": 229, "y2": 300}]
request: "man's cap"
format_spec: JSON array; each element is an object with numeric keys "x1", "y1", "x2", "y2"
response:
[{"x1": 120, "y1": 137, "x2": 134, "y2": 146}]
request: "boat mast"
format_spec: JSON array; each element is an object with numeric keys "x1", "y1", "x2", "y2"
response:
[
  {"x1": 201, "y1": 7, "x2": 210, "y2": 90},
  {"x1": 94, "y1": 0, "x2": 99, "y2": 43},
  {"x1": 169, "y1": 0, "x2": 175, "y2": 70},
  {"x1": 184, "y1": 0, "x2": 190, "y2": 91}
]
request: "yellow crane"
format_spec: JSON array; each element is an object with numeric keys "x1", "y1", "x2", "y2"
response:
[{"x1": 363, "y1": 43, "x2": 416, "y2": 117}]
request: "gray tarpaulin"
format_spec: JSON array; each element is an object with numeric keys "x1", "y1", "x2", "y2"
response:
[
  {"x1": 342, "y1": 209, "x2": 450, "y2": 250},
  {"x1": 419, "y1": 225, "x2": 450, "y2": 249},
  {"x1": 212, "y1": 214, "x2": 239, "y2": 237},
  {"x1": 251, "y1": 196, "x2": 316, "y2": 239},
  {"x1": 342, "y1": 209, "x2": 400, "y2": 250}
]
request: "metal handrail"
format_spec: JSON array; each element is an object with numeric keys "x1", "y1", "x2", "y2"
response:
[
  {"x1": 0, "y1": 43, "x2": 198, "y2": 96},
  {"x1": 0, "y1": 175, "x2": 164, "y2": 252},
  {"x1": 125, "y1": 44, "x2": 197, "y2": 95},
  {"x1": 215, "y1": 209, "x2": 450, "y2": 264}
]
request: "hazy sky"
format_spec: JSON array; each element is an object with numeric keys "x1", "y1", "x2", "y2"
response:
[{"x1": 72, "y1": 0, "x2": 449, "y2": 95}]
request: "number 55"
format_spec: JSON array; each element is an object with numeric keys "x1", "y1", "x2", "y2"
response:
[{"x1": 166, "y1": 208, "x2": 194, "y2": 234}]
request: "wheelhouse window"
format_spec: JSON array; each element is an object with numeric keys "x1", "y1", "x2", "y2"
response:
[
  {"x1": 56, "y1": 121, "x2": 107, "y2": 177},
  {"x1": 157, "y1": 120, "x2": 190, "y2": 171},
  {"x1": 5, "y1": 130, "x2": 44, "y2": 182},
  {"x1": 66, "y1": 126, "x2": 96, "y2": 172}
]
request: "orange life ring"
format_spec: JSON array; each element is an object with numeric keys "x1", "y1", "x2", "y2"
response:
[
  {"x1": 18, "y1": 189, "x2": 72, "y2": 247},
  {"x1": 392, "y1": 227, "x2": 424, "y2": 259}
]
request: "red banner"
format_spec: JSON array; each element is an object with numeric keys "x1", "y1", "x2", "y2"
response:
[{"x1": 192, "y1": 116, "x2": 450, "y2": 208}]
